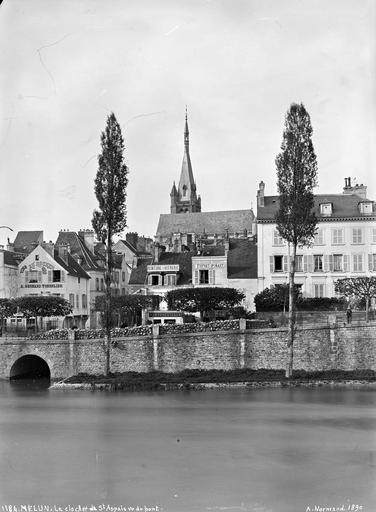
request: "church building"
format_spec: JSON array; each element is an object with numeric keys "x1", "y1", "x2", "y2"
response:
[{"x1": 156, "y1": 111, "x2": 256, "y2": 252}]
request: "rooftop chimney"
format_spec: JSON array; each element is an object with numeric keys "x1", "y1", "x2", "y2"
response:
[
  {"x1": 56, "y1": 242, "x2": 70, "y2": 264},
  {"x1": 153, "y1": 243, "x2": 165, "y2": 263},
  {"x1": 257, "y1": 181, "x2": 265, "y2": 208},
  {"x1": 343, "y1": 177, "x2": 367, "y2": 199},
  {"x1": 42, "y1": 241, "x2": 54, "y2": 257},
  {"x1": 78, "y1": 229, "x2": 95, "y2": 253}
]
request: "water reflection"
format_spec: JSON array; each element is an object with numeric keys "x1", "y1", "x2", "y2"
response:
[
  {"x1": 9, "y1": 377, "x2": 51, "y2": 392},
  {"x1": 0, "y1": 384, "x2": 375, "y2": 512}
]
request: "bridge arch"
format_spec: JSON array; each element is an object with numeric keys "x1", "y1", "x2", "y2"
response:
[{"x1": 10, "y1": 354, "x2": 51, "y2": 380}]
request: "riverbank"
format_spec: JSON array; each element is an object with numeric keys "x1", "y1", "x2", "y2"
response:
[{"x1": 51, "y1": 368, "x2": 376, "y2": 391}]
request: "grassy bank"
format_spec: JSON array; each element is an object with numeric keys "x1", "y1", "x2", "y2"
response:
[{"x1": 62, "y1": 368, "x2": 376, "y2": 391}]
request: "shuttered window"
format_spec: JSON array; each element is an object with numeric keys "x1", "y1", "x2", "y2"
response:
[{"x1": 352, "y1": 254, "x2": 363, "y2": 272}]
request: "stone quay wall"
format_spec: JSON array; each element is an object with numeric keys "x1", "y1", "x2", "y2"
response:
[{"x1": 1, "y1": 321, "x2": 376, "y2": 380}]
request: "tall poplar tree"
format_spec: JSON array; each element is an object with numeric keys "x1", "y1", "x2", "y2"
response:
[
  {"x1": 275, "y1": 103, "x2": 318, "y2": 378},
  {"x1": 92, "y1": 112, "x2": 129, "y2": 375}
]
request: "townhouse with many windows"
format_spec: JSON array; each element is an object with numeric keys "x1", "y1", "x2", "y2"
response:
[{"x1": 256, "y1": 178, "x2": 376, "y2": 298}]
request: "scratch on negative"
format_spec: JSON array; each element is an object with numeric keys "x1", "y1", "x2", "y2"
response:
[
  {"x1": 125, "y1": 111, "x2": 165, "y2": 125},
  {"x1": 37, "y1": 33, "x2": 73, "y2": 95}
]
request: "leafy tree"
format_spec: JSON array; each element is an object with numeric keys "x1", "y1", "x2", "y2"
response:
[
  {"x1": 0, "y1": 298, "x2": 17, "y2": 333},
  {"x1": 275, "y1": 103, "x2": 318, "y2": 377},
  {"x1": 95, "y1": 294, "x2": 160, "y2": 326},
  {"x1": 166, "y1": 287, "x2": 245, "y2": 320},
  {"x1": 335, "y1": 277, "x2": 376, "y2": 322},
  {"x1": 92, "y1": 112, "x2": 129, "y2": 375},
  {"x1": 14, "y1": 296, "x2": 72, "y2": 331},
  {"x1": 254, "y1": 284, "x2": 301, "y2": 312}
]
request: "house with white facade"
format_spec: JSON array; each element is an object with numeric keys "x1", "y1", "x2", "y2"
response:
[
  {"x1": 17, "y1": 243, "x2": 91, "y2": 329},
  {"x1": 256, "y1": 178, "x2": 376, "y2": 298}
]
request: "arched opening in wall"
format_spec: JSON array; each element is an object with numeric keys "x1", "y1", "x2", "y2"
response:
[{"x1": 10, "y1": 355, "x2": 50, "y2": 386}]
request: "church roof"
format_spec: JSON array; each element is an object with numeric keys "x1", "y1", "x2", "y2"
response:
[{"x1": 156, "y1": 209, "x2": 255, "y2": 237}]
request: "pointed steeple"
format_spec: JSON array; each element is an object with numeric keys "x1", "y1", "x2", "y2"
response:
[
  {"x1": 184, "y1": 105, "x2": 189, "y2": 148},
  {"x1": 170, "y1": 109, "x2": 201, "y2": 213}
]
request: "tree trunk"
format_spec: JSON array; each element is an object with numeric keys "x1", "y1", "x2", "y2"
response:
[
  {"x1": 104, "y1": 230, "x2": 113, "y2": 376},
  {"x1": 286, "y1": 243, "x2": 297, "y2": 379},
  {"x1": 366, "y1": 296, "x2": 369, "y2": 323}
]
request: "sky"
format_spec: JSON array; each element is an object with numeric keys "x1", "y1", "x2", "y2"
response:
[{"x1": 0, "y1": 0, "x2": 375, "y2": 246}]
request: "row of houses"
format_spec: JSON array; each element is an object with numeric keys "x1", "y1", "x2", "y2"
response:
[
  {"x1": 0, "y1": 230, "x2": 152, "y2": 331},
  {"x1": 1, "y1": 113, "x2": 375, "y2": 330}
]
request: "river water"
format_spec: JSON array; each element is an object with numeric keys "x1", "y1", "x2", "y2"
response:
[{"x1": 0, "y1": 382, "x2": 375, "y2": 512}]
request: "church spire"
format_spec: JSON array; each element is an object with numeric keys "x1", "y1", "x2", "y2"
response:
[
  {"x1": 184, "y1": 105, "x2": 189, "y2": 148},
  {"x1": 170, "y1": 108, "x2": 201, "y2": 214}
]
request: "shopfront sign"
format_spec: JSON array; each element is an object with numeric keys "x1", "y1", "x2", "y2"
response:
[
  {"x1": 147, "y1": 265, "x2": 179, "y2": 273},
  {"x1": 20, "y1": 284, "x2": 64, "y2": 289}
]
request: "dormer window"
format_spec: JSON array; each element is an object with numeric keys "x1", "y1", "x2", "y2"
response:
[
  {"x1": 182, "y1": 185, "x2": 187, "y2": 197},
  {"x1": 359, "y1": 202, "x2": 373, "y2": 215},
  {"x1": 320, "y1": 203, "x2": 332, "y2": 216}
]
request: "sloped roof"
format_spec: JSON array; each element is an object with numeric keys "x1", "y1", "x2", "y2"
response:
[
  {"x1": 56, "y1": 231, "x2": 101, "y2": 270},
  {"x1": 3, "y1": 250, "x2": 22, "y2": 267},
  {"x1": 257, "y1": 194, "x2": 376, "y2": 222},
  {"x1": 53, "y1": 250, "x2": 91, "y2": 280},
  {"x1": 156, "y1": 210, "x2": 255, "y2": 237},
  {"x1": 128, "y1": 252, "x2": 193, "y2": 286},
  {"x1": 14, "y1": 231, "x2": 43, "y2": 253},
  {"x1": 117, "y1": 239, "x2": 139, "y2": 256},
  {"x1": 227, "y1": 239, "x2": 257, "y2": 279},
  {"x1": 200, "y1": 245, "x2": 225, "y2": 256}
]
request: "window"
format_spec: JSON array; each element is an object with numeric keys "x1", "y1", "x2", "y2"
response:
[
  {"x1": 320, "y1": 203, "x2": 332, "y2": 215},
  {"x1": 76, "y1": 294, "x2": 79, "y2": 308},
  {"x1": 199, "y1": 270, "x2": 209, "y2": 284},
  {"x1": 313, "y1": 284, "x2": 325, "y2": 298},
  {"x1": 314, "y1": 255, "x2": 323, "y2": 272},
  {"x1": 273, "y1": 255, "x2": 284, "y2": 272},
  {"x1": 359, "y1": 202, "x2": 373, "y2": 215},
  {"x1": 314, "y1": 229, "x2": 324, "y2": 245},
  {"x1": 82, "y1": 294, "x2": 87, "y2": 309},
  {"x1": 101, "y1": 278, "x2": 104, "y2": 291},
  {"x1": 69, "y1": 294, "x2": 75, "y2": 307},
  {"x1": 53, "y1": 270, "x2": 62, "y2": 283},
  {"x1": 333, "y1": 254, "x2": 343, "y2": 272},
  {"x1": 373, "y1": 228, "x2": 376, "y2": 244},
  {"x1": 148, "y1": 274, "x2": 162, "y2": 286},
  {"x1": 352, "y1": 228, "x2": 363, "y2": 244},
  {"x1": 35, "y1": 255, "x2": 39, "y2": 261},
  {"x1": 96, "y1": 278, "x2": 99, "y2": 291},
  {"x1": 332, "y1": 229, "x2": 344, "y2": 245},
  {"x1": 164, "y1": 274, "x2": 177, "y2": 286},
  {"x1": 369, "y1": 254, "x2": 376, "y2": 271},
  {"x1": 122, "y1": 272, "x2": 126, "y2": 282},
  {"x1": 273, "y1": 230, "x2": 285, "y2": 246},
  {"x1": 295, "y1": 255, "x2": 303, "y2": 272},
  {"x1": 353, "y1": 254, "x2": 363, "y2": 272},
  {"x1": 28, "y1": 270, "x2": 41, "y2": 283}
]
